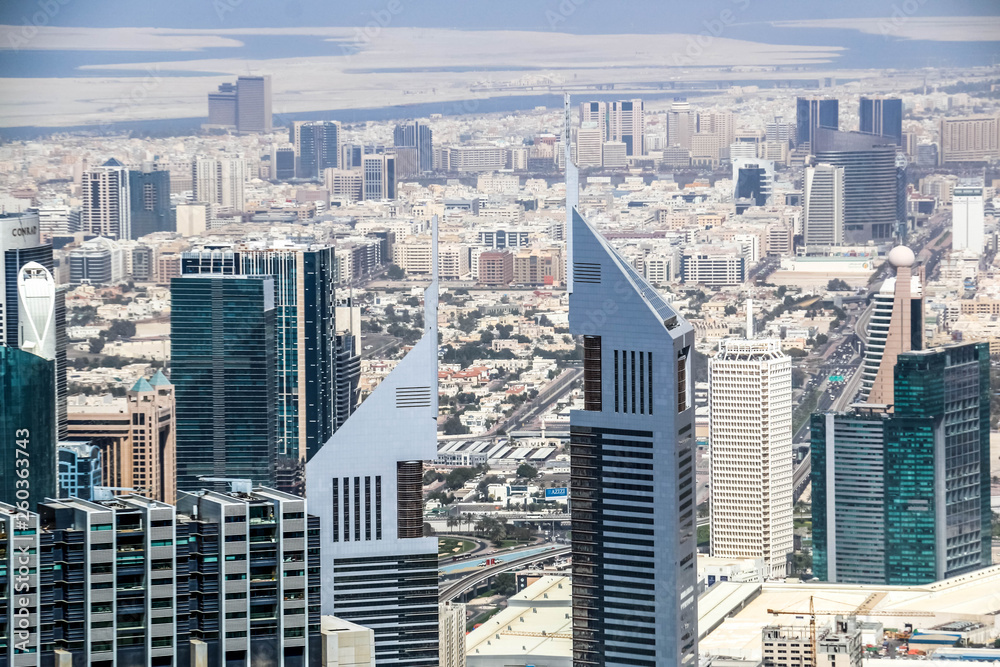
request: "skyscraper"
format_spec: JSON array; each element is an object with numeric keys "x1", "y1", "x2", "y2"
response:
[
  {"x1": 1, "y1": 212, "x2": 67, "y2": 437},
  {"x1": 394, "y1": 119, "x2": 434, "y2": 172},
  {"x1": 182, "y1": 243, "x2": 341, "y2": 490},
  {"x1": 574, "y1": 122, "x2": 604, "y2": 167},
  {"x1": 306, "y1": 219, "x2": 441, "y2": 666},
  {"x1": 813, "y1": 129, "x2": 898, "y2": 243},
  {"x1": 859, "y1": 246, "x2": 923, "y2": 405},
  {"x1": 128, "y1": 166, "x2": 174, "y2": 239},
  {"x1": 709, "y1": 318, "x2": 794, "y2": 578},
  {"x1": 207, "y1": 81, "x2": 237, "y2": 126},
  {"x1": 609, "y1": 99, "x2": 644, "y2": 156},
  {"x1": 82, "y1": 157, "x2": 131, "y2": 239},
  {"x1": 952, "y1": 182, "x2": 985, "y2": 254},
  {"x1": 667, "y1": 99, "x2": 695, "y2": 150},
  {"x1": 812, "y1": 342, "x2": 992, "y2": 584},
  {"x1": 569, "y1": 207, "x2": 699, "y2": 666},
  {"x1": 938, "y1": 115, "x2": 1000, "y2": 164},
  {"x1": 803, "y1": 163, "x2": 845, "y2": 246},
  {"x1": 236, "y1": 74, "x2": 272, "y2": 133},
  {"x1": 796, "y1": 96, "x2": 839, "y2": 148},
  {"x1": 296, "y1": 120, "x2": 342, "y2": 179},
  {"x1": 171, "y1": 274, "x2": 277, "y2": 491},
  {"x1": 859, "y1": 96, "x2": 903, "y2": 146},
  {"x1": 0, "y1": 262, "x2": 58, "y2": 511},
  {"x1": 362, "y1": 153, "x2": 397, "y2": 200},
  {"x1": 191, "y1": 156, "x2": 247, "y2": 212}
]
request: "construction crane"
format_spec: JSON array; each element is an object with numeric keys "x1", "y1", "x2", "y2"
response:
[{"x1": 767, "y1": 595, "x2": 818, "y2": 667}]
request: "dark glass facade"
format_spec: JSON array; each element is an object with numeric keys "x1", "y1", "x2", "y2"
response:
[
  {"x1": 298, "y1": 121, "x2": 341, "y2": 179},
  {"x1": 128, "y1": 169, "x2": 174, "y2": 239},
  {"x1": 735, "y1": 165, "x2": 768, "y2": 206},
  {"x1": 0, "y1": 345, "x2": 56, "y2": 510},
  {"x1": 860, "y1": 97, "x2": 903, "y2": 146},
  {"x1": 393, "y1": 121, "x2": 433, "y2": 172},
  {"x1": 796, "y1": 97, "x2": 839, "y2": 146},
  {"x1": 812, "y1": 343, "x2": 991, "y2": 585},
  {"x1": 171, "y1": 275, "x2": 277, "y2": 491}
]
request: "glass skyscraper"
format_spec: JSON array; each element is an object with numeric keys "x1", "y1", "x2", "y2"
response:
[
  {"x1": 393, "y1": 120, "x2": 434, "y2": 173},
  {"x1": 812, "y1": 342, "x2": 992, "y2": 585},
  {"x1": 171, "y1": 274, "x2": 277, "y2": 491},
  {"x1": 128, "y1": 167, "x2": 174, "y2": 239},
  {"x1": 569, "y1": 208, "x2": 698, "y2": 667},
  {"x1": 796, "y1": 96, "x2": 839, "y2": 147},
  {"x1": 860, "y1": 96, "x2": 903, "y2": 146}
]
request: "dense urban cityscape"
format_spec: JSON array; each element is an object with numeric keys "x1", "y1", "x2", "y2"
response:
[{"x1": 1, "y1": 3, "x2": 1000, "y2": 666}]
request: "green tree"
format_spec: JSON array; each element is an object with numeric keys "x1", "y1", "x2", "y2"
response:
[
  {"x1": 386, "y1": 264, "x2": 405, "y2": 280},
  {"x1": 494, "y1": 573, "x2": 516, "y2": 597},
  {"x1": 88, "y1": 338, "x2": 105, "y2": 354},
  {"x1": 724, "y1": 304, "x2": 738, "y2": 316},
  {"x1": 443, "y1": 415, "x2": 469, "y2": 435},
  {"x1": 786, "y1": 348, "x2": 807, "y2": 358},
  {"x1": 516, "y1": 463, "x2": 538, "y2": 480}
]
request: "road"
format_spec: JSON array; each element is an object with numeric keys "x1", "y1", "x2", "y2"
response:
[
  {"x1": 439, "y1": 545, "x2": 570, "y2": 602},
  {"x1": 489, "y1": 366, "x2": 582, "y2": 436}
]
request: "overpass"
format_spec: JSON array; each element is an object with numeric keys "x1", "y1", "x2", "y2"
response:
[{"x1": 439, "y1": 546, "x2": 571, "y2": 602}]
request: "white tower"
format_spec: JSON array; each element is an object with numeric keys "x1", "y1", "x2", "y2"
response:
[
  {"x1": 709, "y1": 315, "x2": 794, "y2": 578},
  {"x1": 16, "y1": 262, "x2": 56, "y2": 360},
  {"x1": 952, "y1": 183, "x2": 985, "y2": 255}
]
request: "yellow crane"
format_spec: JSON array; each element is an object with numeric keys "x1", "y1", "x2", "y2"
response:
[{"x1": 767, "y1": 595, "x2": 818, "y2": 667}]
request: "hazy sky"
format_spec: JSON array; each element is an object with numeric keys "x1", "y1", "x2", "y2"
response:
[{"x1": 1, "y1": 0, "x2": 997, "y2": 33}]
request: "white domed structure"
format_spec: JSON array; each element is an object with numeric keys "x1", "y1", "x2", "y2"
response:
[{"x1": 887, "y1": 245, "x2": 915, "y2": 268}]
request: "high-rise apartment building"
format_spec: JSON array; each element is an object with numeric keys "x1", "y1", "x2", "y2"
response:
[
  {"x1": 192, "y1": 156, "x2": 247, "y2": 212},
  {"x1": 569, "y1": 207, "x2": 698, "y2": 667},
  {"x1": 0, "y1": 484, "x2": 322, "y2": 665},
  {"x1": 938, "y1": 115, "x2": 1000, "y2": 164},
  {"x1": 803, "y1": 163, "x2": 845, "y2": 246},
  {"x1": 478, "y1": 250, "x2": 513, "y2": 286},
  {"x1": 394, "y1": 120, "x2": 434, "y2": 173},
  {"x1": 709, "y1": 331, "x2": 794, "y2": 578},
  {"x1": 128, "y1": 166, "x2": 173, "y2": 239},
  {"x1": 795, "y1": 97, "x2": 839, "y2": 148},
  {"x1": 698, "y1": 110, "x2": 736, "y2": 150},
  {"x1": 207, "y1": 81, "x2": 237, "y2": 126},
  {"x1": 295, "y1": 120, "x2": 342, "y2": 179},
  {"x1": 182, "y1": 243, "x2": 341, "y2": 492},
  {"x1": 82, "y1": 158, "x2": 131, "y2": 239},
  {"x1": 609, "y1": 99, "x2": 644, "y2": 156},
  {"x1": 171, "y1": 275, "x2": 277, "y2": 492},
  {"x1": 574, "y1": 122, "x2": 603, "y2": 167},
  {"x1": 952, "y1": 182, "x2": 985, "y2": 254},
  {"x1": 362, "y1": 153, "x2": 397, "y2": 200},
  {"x1": 438, "y1": 601, "x2": 466, "y2": 667},
  {"x1": 859, "y1": 96, "x2": 903, "y2": 145},
  {"x1": 66, "y1": 370, "x2": 176, "y2": 502},
  {"x1": 859, "y1": 246, "x2": 923, "y2": 405},
  {"x1": 306, "y1": 220, "x2": 441, "y2": 666},
  {"x1": 813, "y1": 129, "x2": 898, "y2": 243},
  {"x1": 236, "y1": 74, "x2": 272, "y2": 133},
  {"x1": 813, "y1": 342, "x2": 992, "y2": 585}
]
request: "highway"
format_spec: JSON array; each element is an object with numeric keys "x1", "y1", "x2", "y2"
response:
[
  {"x1": 439, "y1": 545, "x2": 570, "y2": 602},
  {"x1": 489, "y1": 366, "x2": 582, "y2": 436}
]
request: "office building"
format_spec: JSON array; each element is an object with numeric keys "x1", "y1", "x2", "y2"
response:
[
  {"x1": 362, "y1": 153, "x2": 397, "y2": 200},
  {"x1": 306, "y1": 220, "x2": 441, "y2": 666},
  {"x1": 271, "y1": 144, "x2": 296, "y2": 180},
  {"x1": 82, "y1": 158, "x2": 131, "y2": 239},
  {"x1": 569, "y1": 207, "x2": 698, "y2": 666},
  {"x1": 796, "y1": 97, "x2": 838, "y2": 148},
  {"x1": 667, "y1": 100, "x2": 695, "y2": 149},
  {"x1": 192, "y1": 156, "x2": 247, "y2": 212},
  {"x1": 66, "y1": 370, "x2": 177, "y2": 503},
  {"x1": 334, "y1": 302, "x2": 362, "y2": 431},
  {"x1": 859, "y1": 96, "x2": 903, "y2": 146},
  {"x1": 938, "y1": 115, "x2": 1000, "y2": 164},
  {"x1": 57, "y1": 441, "x2": 102, "y2": 501},
  {"x1": 575, "y1": 123, "x2": 603, "y2": 167},
  {"x1": 579, "y1": 101, "x2": 607, "y2": 133},
  {"x1": 182, "y1": 244, "x2": 340, "y2": 492},
  {"x1": 680, "y1": 247, "x2": 746, "y2": 287},
  {"x1": 394, "y1": 120, "x2": 434, "y2": 173},
  {"x1": 1, "y1": 213, "x2": 67, "y2": 438},
  {"x1": 235, "y1": 74, "x2": 272, "y2": 133},
  {"x1": 765, "y1": 115, "x2": 792, "y2": 144},
  {"x1": 171, "y1": 275, "x2": 277, "y2": 492},
  {"x1": 478, "y1": 250, "x2": 513, "y2": 286},
  {"x1": 733, "y1": 159, "x2": 774, "y2": 210},
  {"x1": 803, "y1": 163, "x2": 845, "y2": 246},
  {"x1": 602, "y1": 141, "x2": 627, "y2": 168},
  {"x1": 813, "y1": 129, "x2": 898, "y2": 243},
  {"x1": 478, "y1": 228, "x2": 529, "y2": 250},
  {"x1": 0, "y1": 484, "x2": 321, "y2": 665},
  {"x1": 859, "y1": 246, "x2": 923, "y2": 405},
  {"x1": 709, "y1": 330, "x2": 794, "y2": 579},
  {"x1": 295, "y1": 120, "x2": 342, "y2": 179},
  {"x1": 952, "y1": 183, "x2": 985, "y2": 254},
  {"x1": 128, "y1": 166, "x2": 173, "y2": 239},
  {"x1": 813, "y1": 342, "x2": 991, "y2": 585},
  {"x1": 513, "y1": 247, "x2": 563, "y2": 286},
  {"x1": 207, "y1": 81, "x2": 237, "y2": 126},
  {"x1": 68, "y1": 236, "x2": 125, "y2": 286},
  {"x1": 176, "y1": 202, "x2": 210, "y2": 237},
  {"x1": 762, "y1": 617, "x2": 863, "y2": 667},
  {"x1": 916, "y1": 142, "x2": 939, "y2": 167},
  {"x1": 131, "y1": 245, "x2": 153, "y2": 281},
  {"x1": 320, "y1": 617, "x2": 377, "y2": 666},
  {"x1": 438, "y1": 601, "x2": 466, "y2": 667},
  {"x1": 609, "y1": 99, "x2": 644, "y2": 156}
]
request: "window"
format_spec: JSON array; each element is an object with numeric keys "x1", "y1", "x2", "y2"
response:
[
  {"x1": 375, "y1": 476, "x2": 382, "y2": 540},
  {"x1": 332, "y1": 478, "x2": 339, "y2": 543}
]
